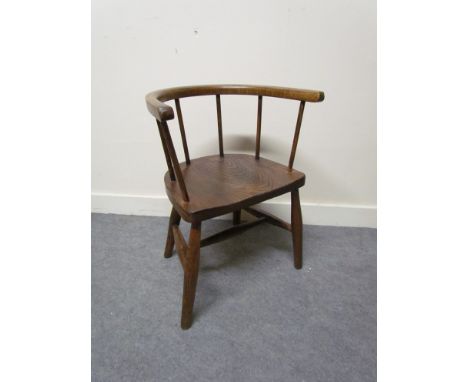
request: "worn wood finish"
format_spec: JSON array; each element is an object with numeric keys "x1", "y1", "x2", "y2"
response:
[
  {"x1": 181, "y1": 222, "x2": 201, "y2": 330},
  {"x1": 163, "y1": 207, "x2": 181, "y2": 258},
  {"x1": 146, "y1": 84, "x2": 324, "y2": 329},
  {"x1": 200, "y1": 218, "x2": 265, "y2": 248},
  {"x1": 146, "y1": 85, "x2": 324, "y2": 121},
  {"x1": 174, "y1": 99, "x2": 190, "y2": 165},
  {"x1": 288, "y1": 101, "x2": 306, "y2": 170},
  {"x1": 165, "y1": 154, "x2": 305, "y2": 222},
  {"x1": 291, "y1": 189, "x2": 303, "y2": 269},
  {"x1": 216, "y1": 95, "x2": 224, "y2": 157},
  {"x1": 244, "y1": 206, "x2": 291, "y2": 231},
  {"x1": 255, "y1": 95, "x2": 263, "y2": 159}
]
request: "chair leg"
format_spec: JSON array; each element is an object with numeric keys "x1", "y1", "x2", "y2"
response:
[
  {"x1": 181, "y1": 221, "x2": 201, "y2": 330},
  {"x1": 233, "y1": 210, "x2": 241, "y2": 225},
  {"x1": 291, "y1": 189, "x2": 303, "y2": 269},
  {"x1": 164, "y1": 207, "x2": 181, "y2": 258}
]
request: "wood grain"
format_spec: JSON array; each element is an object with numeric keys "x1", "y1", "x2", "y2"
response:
[
  {"x1": 146, "y1": 84, "x2": 324, "y2": 121},
  {"x1": 164, "y1": 154, "x2": 305, "y2": 222}
]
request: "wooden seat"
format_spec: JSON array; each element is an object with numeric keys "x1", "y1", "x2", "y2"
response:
[
  {"x1": 145, "y1": 84, "x2": 324, "y2": 329},
  {"x1": 165, "y1": 154, "x2": 305, "y2": 222}
]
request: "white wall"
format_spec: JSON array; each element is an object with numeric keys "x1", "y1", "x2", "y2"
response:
[{"x1": 92, "y1": 0, "x2": 376, "y2": 227}]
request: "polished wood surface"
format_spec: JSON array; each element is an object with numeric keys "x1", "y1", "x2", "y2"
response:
[
  {"x1": 146, "y1": 84, "x2": 324, "y2": 122},
  {"x1": 146, "y1": 84, "x2": 324, "y2": 329},
  {"x1": 164, "y1": 154, "x2": 305, "y2": 222}
]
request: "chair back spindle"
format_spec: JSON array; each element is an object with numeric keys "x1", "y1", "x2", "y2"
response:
[
  {"x1": 156, "y1": 120, "x2": 175, "y2": 181},
  {"x1": 255, "y1": 95, "x2": 263, "y2": 159},
  {"x1": 159, "y1": 121, "x2": 190, "y2": 202},
  {"x1": 288, "y1": 101, "x2": 306, "y2": 170},
  {"x1": 174, "y1": 99, "x2": 191, "y2": 164},
  {"x1": 216, "y1": 95, "x2": 224, "y2": 157}
]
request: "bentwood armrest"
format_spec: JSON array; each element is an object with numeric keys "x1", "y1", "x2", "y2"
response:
[
  {"x1": 145, "y1": 94, "x2": 175, "y2": 121},
  {"x1": 145, "y1": 85, "x2": 325, "y2": 122}
]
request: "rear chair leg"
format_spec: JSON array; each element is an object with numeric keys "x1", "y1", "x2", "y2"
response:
[
  {"x1": 291, "y1": 189, "x2": 303, "y2": 269},
  {"x1": 233, "y1": 210, "x2": 241, "y2": 225},
  {"x1": 181, "y1": 221, "x2": 201, "y2": 329},
  {"x1": 164, "y1": 207, "x2": 181, "y2": 258}
]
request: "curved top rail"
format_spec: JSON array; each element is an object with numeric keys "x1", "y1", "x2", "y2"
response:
[{"x1": 145, "y1": 84, "x2": 325, "y2": 121}]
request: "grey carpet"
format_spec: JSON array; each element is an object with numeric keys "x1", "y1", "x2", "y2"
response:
[{"x1": 92, "y1": 213, "x2": 376, "y2": 382}]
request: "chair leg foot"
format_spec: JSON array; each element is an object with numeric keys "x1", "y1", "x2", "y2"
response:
[
  {"x1": 233, "y1": 210, "x2": 241, "y2": 225},
  {"x1": 291, "y1": 189, "x2": 303, "y2": 269},
  {"x1": 164, "y1": 207, "x2": 181, "y2": 258},
  {"x1": 181, "y1": 221, "x2": 201, "y2": 330}
]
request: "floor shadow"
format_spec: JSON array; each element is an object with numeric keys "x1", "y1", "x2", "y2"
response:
[{"x1": 199, "y1": 225, "x2": 292, "y2": 272}]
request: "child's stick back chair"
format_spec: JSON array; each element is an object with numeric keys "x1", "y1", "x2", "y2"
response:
[{"x1": 145, "y1": 85, "x2": 325, "y2": 329}]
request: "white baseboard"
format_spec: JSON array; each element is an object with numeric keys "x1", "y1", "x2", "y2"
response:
[{"x1": 91, "y1": 193, "x2": 376, "y2": 228}]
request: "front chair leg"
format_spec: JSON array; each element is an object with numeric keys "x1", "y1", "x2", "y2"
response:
[
  {"x1": 291, "y1": 189, "x2": 303, "y2": 269},
  {"x1": 164, "y1": 207, "x2": 181, "y2": 258},
  {"x1": 181, "y1": 221, "x2": 201, "y2": 329}
]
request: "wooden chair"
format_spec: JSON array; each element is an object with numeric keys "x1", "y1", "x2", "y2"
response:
[{"x1": 145, "y1": 85, "x2": 324, "y2": 329}]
